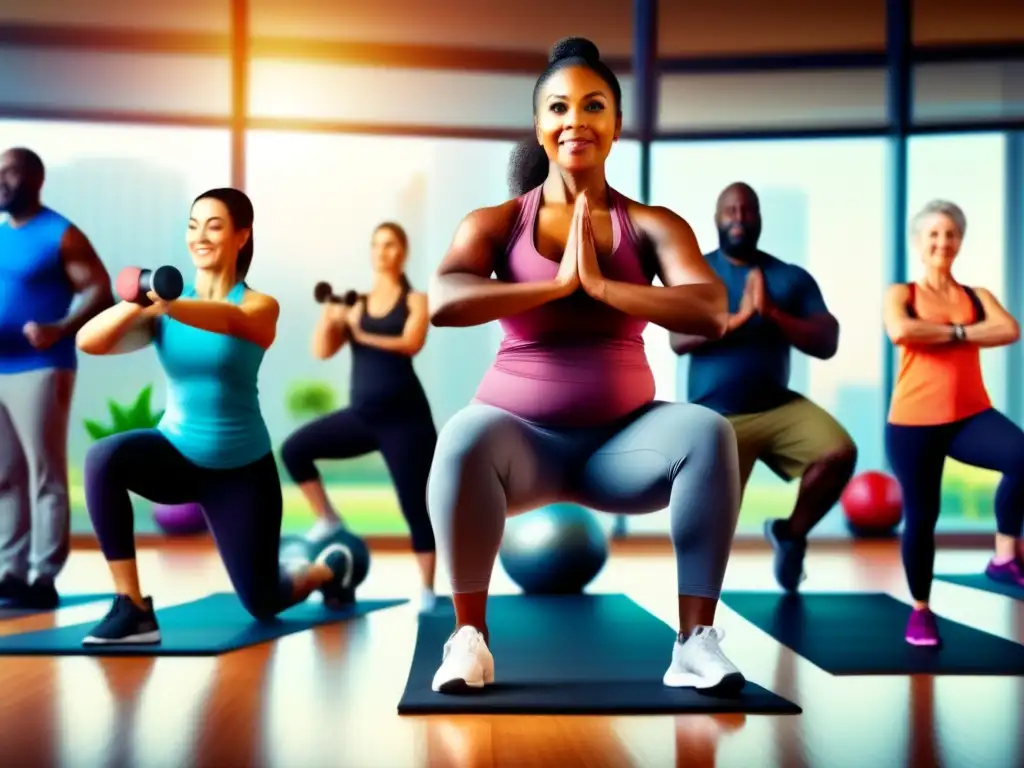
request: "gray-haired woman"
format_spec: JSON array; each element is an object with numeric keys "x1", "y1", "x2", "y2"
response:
[{"x1": 883, "y1": 199, "x2": 1024, "y2": 648}]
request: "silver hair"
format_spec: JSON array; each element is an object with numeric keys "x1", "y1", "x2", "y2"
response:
[{"x1": 910, "y1": 199, "x2": 967, "y2": 238}]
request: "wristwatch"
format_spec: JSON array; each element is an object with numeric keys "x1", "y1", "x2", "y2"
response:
[{"x1": 951, "y1": 323, "x2": 966, "y2": 342}]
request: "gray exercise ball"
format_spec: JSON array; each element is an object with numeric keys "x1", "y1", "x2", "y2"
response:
[{"x1": 499, "y1": 503, "x2": 609, "y2": 594}]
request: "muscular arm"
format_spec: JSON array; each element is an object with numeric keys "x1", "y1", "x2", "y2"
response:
[
  {"x1": 166, "y1": 291, "x2": 279, "y2": 349},
  {"x1": 964, "y1": 287, "x2": 1020, "y2": 348},
  {"x1": 57, "y1": 226, "x2": 114, "y2": 337},
  {"x1": 312, "y1": 304, "x2": 349, "y2": 360},
  {"x1": 355, "y1": 292, "x2": 430, "y2": 356},
  {"x1": 756, "y1": 268, "x2": 838, "y2": 359},
  {"x1": 883, "y1": 284, "x2": 953, "y2": 346},
  {"x1": 429, "y1": 203, "x2": 571, "y2": 328},
  {"x1": 593, "y1": 205, "x2": 727, "y2": 338},
  {"x1": 764, "y1": 308, "x2": 839, "y2": 359}
]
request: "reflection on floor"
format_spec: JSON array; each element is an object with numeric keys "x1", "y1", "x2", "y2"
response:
[{"x1": 0, "y1": 540, "x2": 1021, "y2": 767}]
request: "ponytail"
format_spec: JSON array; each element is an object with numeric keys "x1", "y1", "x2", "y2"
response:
[
  {"x1": 236, "y1": 230, "x2": 254, "y2": 282},
  {"x1": 399, "y1": 272, "x2": 412, "y2": 291},
  {"x1": 508, "y1": 138, "x2": 549, "y2": 197}
]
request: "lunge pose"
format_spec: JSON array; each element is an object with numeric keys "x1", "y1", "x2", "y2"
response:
[
  {"x1": 671, "y1": 182, "x2": 856, "y2": 593},
  {"x1": 281, "y1": 222, "x2": 438, "y2": 611},
  {"x1": 76, "y1": 188, "x2": 352, "y2": 645}
]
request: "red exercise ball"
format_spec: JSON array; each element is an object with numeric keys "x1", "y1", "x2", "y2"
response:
[{"x1": 841, "y1": 471, "x2": 903, "y2": 534}]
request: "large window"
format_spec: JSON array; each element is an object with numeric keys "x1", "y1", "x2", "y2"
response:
[
  {"x1": 637, "y1": 138, "x2": 889, "y2": 535},
  {"x1": 245, "y1": 132, "x2": 640, "y2": 537},
  {"x1": 0, "y1": 120, "x2": 233, "y2": 534},
  {"x1": 906, "y1": 133, "x2": 1008, "y2": 531}
]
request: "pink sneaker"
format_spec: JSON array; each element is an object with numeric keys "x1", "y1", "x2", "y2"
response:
[
  {"x1": 905, "y1": 607, "x2": 941, "y2": 647},
  {"x1": 984, "y1": 558, "x2": 1024, "y2": 589}
]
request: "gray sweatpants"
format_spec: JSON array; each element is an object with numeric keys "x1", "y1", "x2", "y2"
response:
[
  {"x1": 427, "y1": 401, "x2": 741, "y2": 598},
  {"x1": 0, "y1": 367, "x2": 75, "y2": 583}
]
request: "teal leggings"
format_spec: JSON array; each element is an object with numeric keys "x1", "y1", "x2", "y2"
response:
[{"x1": 427, "y1": 401, "x2": 741, "y2": 597}]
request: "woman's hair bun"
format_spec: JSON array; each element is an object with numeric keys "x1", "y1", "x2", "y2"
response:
[{"x1": 549, "y1": 37, "x2": 600, "y2": 65}]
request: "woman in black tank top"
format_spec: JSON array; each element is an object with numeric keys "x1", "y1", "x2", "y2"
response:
[{"x1": 280, "y1": 222, "x2": 439, "y2": 611}]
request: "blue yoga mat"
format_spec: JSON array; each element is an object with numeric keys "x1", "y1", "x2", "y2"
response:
[
  {"x1": 935, "y1": 574, "x2": 1024, "y2": 602},
  {"x1": 721, "y1": 591, "x2": 1024, "y2": 676},
  {"x1": 0, "y1": 593, "x2": 406, "y2": 656},
  {"x1": 0, "y1": 593, "x2": 112, "y2": 620},
  {"x1": 398, "y1": 593, "x2": 801, "y2": 715}
]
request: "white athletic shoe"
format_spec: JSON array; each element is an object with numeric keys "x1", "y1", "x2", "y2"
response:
[
  {"x1": 418, "y1": 588, "x2": 438, "y2": 614},
  {"x1": 304, "y1": 516, "x2": 343, "y2": 543},
  {"x1": 431, "y1": 626, "x2": 495, "y2": 693},
  {"x1": 662, "y1": 626, "x2": 745, "y2": 696}
]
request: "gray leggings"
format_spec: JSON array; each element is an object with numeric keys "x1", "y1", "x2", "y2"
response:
[{"x1": 427, "y1": 401, "x2": 741, "y2": 598}]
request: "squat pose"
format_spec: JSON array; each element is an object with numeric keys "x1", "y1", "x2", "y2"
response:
[
  {"x1": 884, "y1": 200, "x2": 1023, "y2": 647},
  {"x1": 427, "y1": 37, "x2": 744, "y2": 696},
  {"x1": 76, "y1": 188, "x2": 351, "y2": 645}
]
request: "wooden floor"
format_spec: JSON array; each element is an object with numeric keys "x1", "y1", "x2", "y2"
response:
[{"x1": 0, "y1": 540, "x2": 1022, "y2": 768}]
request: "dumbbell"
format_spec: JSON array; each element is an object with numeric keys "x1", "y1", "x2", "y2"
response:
[
  {"x1": 116, "y1": 266, "x2": 184, "y2": 305},
  {"x1": 314, "y1": 282, "x2": 359, "y2": 306}
]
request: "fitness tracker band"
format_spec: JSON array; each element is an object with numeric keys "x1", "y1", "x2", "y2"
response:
[{"x1": 952, "y1": 323, "x2": 966, "y2": 342}]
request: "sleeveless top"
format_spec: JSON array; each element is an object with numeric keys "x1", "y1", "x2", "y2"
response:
[
  {"x1": 473, "y1": 185, "x2": 656, "y2": 427},
  {"x1": 154, "y1": 281, "x2": 272, "y2": 468},
  {"x1": 0, "y1": 207, "x2": 76, "y2": 373},
  {"x1": 887, "y1": 282, "x2": 992, "y2": 426},
  {"x1": 350, "y1": 285, "x2": 430, "y2": 414}
]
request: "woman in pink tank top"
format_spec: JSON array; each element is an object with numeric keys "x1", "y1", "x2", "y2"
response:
[{"x1": 424, "y1": 37, "x2": 749, "y2": 699}]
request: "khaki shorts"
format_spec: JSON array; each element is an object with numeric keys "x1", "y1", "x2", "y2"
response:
[{"x1": 726, "y1": 396, "x2": 854, "y2": 490}]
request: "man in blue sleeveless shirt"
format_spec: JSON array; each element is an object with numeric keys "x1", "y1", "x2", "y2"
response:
[
  {"x1": 0, "y1": 147, "x2": 113, "y2": 607},
  {"x1": 671, "y1": 183, "x2": 857, "y2": 593}
]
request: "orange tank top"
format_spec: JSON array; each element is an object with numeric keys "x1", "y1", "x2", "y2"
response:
[{"x1": 887, "y1": 282, "x2": 992, "y2": 426}]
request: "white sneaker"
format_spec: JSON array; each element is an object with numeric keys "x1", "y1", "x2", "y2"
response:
[
  {"x1": 418, "y1": 588, "x2": 437, "y2": 614},
  {"x1": 305, "y1": 516, "x2": 343, "y2": 543},
  {"x1": 662, "y1": 626, "x2": 745, "y2": 696},
  {"x1": 431, "y1": 626, "x2": 495, "y2": 693}
]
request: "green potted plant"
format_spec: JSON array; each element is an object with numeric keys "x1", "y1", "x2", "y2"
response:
[
  {"x1": 285, "y1": 380, "x2": 338, "y2": 421},
  {"x1": 84, "y1": 385, "x2": 207, "y2": 536}
]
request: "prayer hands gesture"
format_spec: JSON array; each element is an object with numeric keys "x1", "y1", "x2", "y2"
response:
[{"x1": 554, "y1": 193, "x2": 605, "y2": 300}]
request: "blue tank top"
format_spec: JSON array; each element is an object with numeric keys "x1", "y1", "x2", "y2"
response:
[
  {"x1": 153, "y1": 282, "x2": 272, "y2": 469},
  {"x1": 0, "y1": 208, "x2": 76, "y2": 373}
]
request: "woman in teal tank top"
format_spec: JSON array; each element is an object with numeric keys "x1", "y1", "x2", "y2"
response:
[{"x1": 74, "y1": 188, "x2": 358, "y2": 645}]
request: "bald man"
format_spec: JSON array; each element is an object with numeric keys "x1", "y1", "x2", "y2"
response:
[
  {"x1": 0, "y1": 147, "x2": 112, "y2": 608},
  {"x1": 671, "y1": 182, "x2": 857, "y2": 593}
]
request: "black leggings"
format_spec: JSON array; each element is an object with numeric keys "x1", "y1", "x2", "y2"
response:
[
  {"x1": 280, "y1": 406, "x2": 437, "y2": 553},
  {"x1": 84, "y1": 430, "x2": 293, "y2": 621},
  {"x1": 885, "y1": 408, "x2": 1024, "y2": 602}
]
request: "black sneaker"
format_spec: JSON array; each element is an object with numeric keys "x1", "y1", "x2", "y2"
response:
[
  {"x1": 82, "y1": 596, "x2": 162, "y2": 645},
  {"x1": 316, "y1": 544, "x2": 356, "y2": 609},
  {"x1": 0, "y1": 574, "x2": 28, "y2": 603},
  {"x1": 24, "y1": 580, "x2": 59, "y2": 609},
  {"x1": 764, "y1": 518, "x2": 807, "y2": 593}
]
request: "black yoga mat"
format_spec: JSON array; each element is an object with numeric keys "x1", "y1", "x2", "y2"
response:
[
  {"x1": 0, "y1": 592, "x2": 405, "y2": 656},
  {"x1": 934, "y1": 574, "x2": 1024, "y2": 602},
  {"x1": 721, "y1": 591, "x2": 1024, "y2": 676},
  {"x1": 398, "y1": 593, "x2": 800, "y2": 715}
]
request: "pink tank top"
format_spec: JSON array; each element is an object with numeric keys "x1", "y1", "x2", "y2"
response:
[{"x1": 474, "y1": 185, "x2": 656, "y2": 427}]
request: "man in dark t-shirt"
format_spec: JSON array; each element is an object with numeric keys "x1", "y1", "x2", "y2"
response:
[{"x1": 672, "y1": 182, "x2": 857, "y2": 593}]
